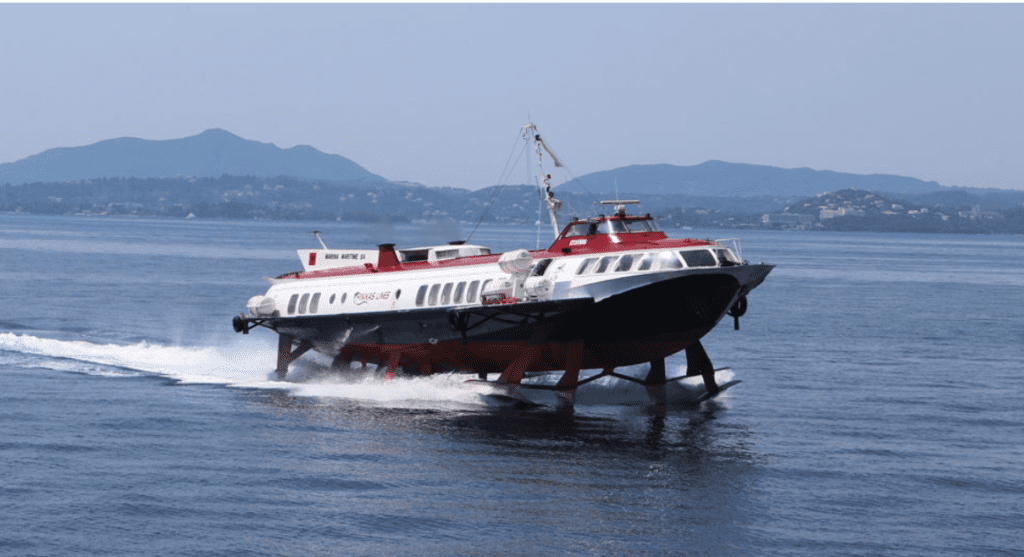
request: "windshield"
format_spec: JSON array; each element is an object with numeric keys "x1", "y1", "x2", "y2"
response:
[
  {"x1": 597, "y1": 220, "x2": 629, "y2": 234},
  {"x1": 623, "y1": 219, "x2": 652, "y2": 232},
  {"x1": 561, "y1": 217, "x2": 657, "y2": 238},
  {"x1": 561, "y1": 223, "x2": 591, "y2": 238}
]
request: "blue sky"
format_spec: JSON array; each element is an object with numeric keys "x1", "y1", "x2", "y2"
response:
[{"x1": 2, "y1": 3, "x2": 1023, "y2": 190}]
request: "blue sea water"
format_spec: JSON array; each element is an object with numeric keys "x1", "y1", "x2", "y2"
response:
[{"x1": 1, "y1": 214, "x2": 1022, "y2": 557}]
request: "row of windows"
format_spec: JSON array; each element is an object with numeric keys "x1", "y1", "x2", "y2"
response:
[
  {"x1": 415, "y1": 279, "x2": 491, "y2": 307},
  {"x1": 285, "y1": 290, "x2": 403, "y2": 315},
  {"x1": 562, "y1": 219, "x2": 659, "y2": 238},
  {"x1": 411, "y1": 258, "x2": 556, "y2": 308},
  {"x1": 575, "y1": 249, "x2": 735, "y2": 276},
  {"x1": 284, "y1": 248, "x2": 740, "y2": 315},
  {"x1": 287, "y1": 292, "x2": 323, "y2": 315},
  {"x1": 286, "y1": 280, "x2": 491, "y2": 313}
]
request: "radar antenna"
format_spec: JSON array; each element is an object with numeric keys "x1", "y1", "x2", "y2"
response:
[
  {"x1": 310, "y1": 230, "x2": 328, "y2": 249},
  {"x1": 600, "y1": 199, "x2": 640, "y2": 218}
]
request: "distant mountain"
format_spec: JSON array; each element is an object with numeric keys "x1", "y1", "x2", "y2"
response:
[
  {"x1": 558, "y1": 160, "x2": 946, "y2": 198},
  {"x1": 0, "y1": 129, "x2": 385, "y2": 185}
]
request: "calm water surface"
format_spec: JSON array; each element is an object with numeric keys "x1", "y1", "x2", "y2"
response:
[{"x1": 1, "y1": 215, "x2": 1021, "y2": 556}]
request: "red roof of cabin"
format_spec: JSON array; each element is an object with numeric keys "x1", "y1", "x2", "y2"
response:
[{"x1": 285, "y1": 214, "x2": 714, "y2": 280}]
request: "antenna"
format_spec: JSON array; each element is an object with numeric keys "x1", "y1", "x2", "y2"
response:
[
  {"x1": 523, "y1": 123, "x2": 563, "y2": 239},
  {"x1": 310, "y1": 230, "x2": 328, "y2": 249},
  {"x1": 600, "y1": 199, "x2": 639, "y2": 218}
]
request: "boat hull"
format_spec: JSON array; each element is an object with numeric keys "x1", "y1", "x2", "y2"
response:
[{"x1": 262, "y1": 264, "x2": 772, "y2": 375}]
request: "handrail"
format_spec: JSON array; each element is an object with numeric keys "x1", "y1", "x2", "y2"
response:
[{"x1": 714, "y1": 237, "x2": 743, "y2": 261}]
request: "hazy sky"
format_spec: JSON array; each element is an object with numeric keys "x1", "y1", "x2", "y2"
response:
[{"x1": 2, "y1": 3, "x2": 1023, "y2": 190}]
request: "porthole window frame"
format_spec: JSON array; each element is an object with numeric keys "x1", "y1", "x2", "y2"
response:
[
  {"x1": 615, "y1": 254, "x2": 635, "y2": 272},
  {"x1": 680, "y1": 249, "x2": 717, "y2": 268},
  {"x1": 657, "y1": 251, "x2": 683, "y2": 270},
  {"x1": 595, "y1": 255, "x2": 618, "y2": 273},
  {"x1": 576, "y1": 258, "x2": 597, "y2": 275}
]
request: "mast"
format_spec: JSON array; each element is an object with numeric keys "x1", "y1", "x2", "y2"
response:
[{"x1": 524, "y1": 123, "x2": 563, "y2": 239}]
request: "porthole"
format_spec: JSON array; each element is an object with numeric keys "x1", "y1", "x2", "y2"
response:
[{"x1": 329, "y1": 294, "x2": 336, "y2": 304}]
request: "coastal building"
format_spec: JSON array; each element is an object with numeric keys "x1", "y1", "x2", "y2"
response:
[{"x1": 761, "y1": 213, "x2": 816, "y2": 229}]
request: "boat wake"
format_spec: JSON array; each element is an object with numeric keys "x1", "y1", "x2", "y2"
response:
[
  {"x1": 0, "y1": 331, "x2": 276, "y2": 385},
  {"x1": 0, "y1": 331, "x2": 732, "y2": 410}
]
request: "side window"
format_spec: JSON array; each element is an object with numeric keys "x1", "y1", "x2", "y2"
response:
[
  {"x1": 532, "y1": 258, "x2": 553, "y2": 276},
  {"x1": 576, "y1": 258, "x2": 597, "y2": 275},
  {"x1": 416, "y1": 285, "x2": 428, "y2": 307},
  {"x1": 657, "y1": 252, "x2": 683, "y2": 270},
  {"x1": 681, "y1": 250, "x2": 717, "y2": 267},
  {"x1": 467, "y1": 280, "x2": 480, "y2": 303},
  {"x1": 454, "y1": 282, "x2": 466, "y2": 304},
  {"x1": 287, "y1": 294, "x2": 299, "y2": 314},
  {"x1": 480, "y1": 279, "x2": 492, "y2": 297},
  {"x1": 441, "y1": 283, "x2": 454, "y2": 305},
  {"x1": 637, "y1": 253, "x2": 653, "y2": 271},
  {"x1": 715, "y1": 248, "x2": 741, "y2": 266},
  {"x1": 340, "y1": 293, "x2": 347, "y2": 304},
  {"x1": 297, "y1": 293, "x2": 310, "y2": 314},
  {"x1": 309, "y1": 293, "x2": 321, "y2": 313},
  {"x1": 428, "y1": 284, "x2": 440, "y2": 306},
  {"x1": 615, "y1": 254, "x2": 634, "y2": 272},
  {"x1": 595, "y1": 256, "x2": 617, "y2": 273}
]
